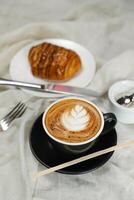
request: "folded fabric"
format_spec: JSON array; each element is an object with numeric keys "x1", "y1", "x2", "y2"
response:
[
  {"x1": 0, "y1": 23, "x2": 134, "y2": 200},
  {"x1": 89, "y1": 50, "x2": 134, "y2": 95}
]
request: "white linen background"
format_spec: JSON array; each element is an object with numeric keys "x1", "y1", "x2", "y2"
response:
[{"x1": 0, "y1": 0, "x2": 134, "y2": 200}]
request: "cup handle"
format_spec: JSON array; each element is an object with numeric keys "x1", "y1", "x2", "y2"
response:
[{"x1": 101, "y1": 113, "x2": 117, "y2": 135}]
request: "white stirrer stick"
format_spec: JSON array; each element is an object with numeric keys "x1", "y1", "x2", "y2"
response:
[{"x1": 33, "y1": 140, "x2": 134, "y2": 180}]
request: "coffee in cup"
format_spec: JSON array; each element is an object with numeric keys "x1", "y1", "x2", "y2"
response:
[
  {"x1": 42, "y1": 97, "x2": 117, "y2": 155},
  {"x1": 45, "y1": 98, "x2": 102, "y2": 143}
]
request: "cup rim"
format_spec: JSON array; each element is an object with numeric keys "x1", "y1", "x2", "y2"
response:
[{"x1": 42, "y1": 97, "x2": 104, "y2": 146}]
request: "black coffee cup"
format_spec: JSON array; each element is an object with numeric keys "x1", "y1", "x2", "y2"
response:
[{"x1": 42, "y1": 97, "x2": 117, "y2": 155}]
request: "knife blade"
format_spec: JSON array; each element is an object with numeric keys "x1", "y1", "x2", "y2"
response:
[
  {"x1": 44, "y1": 84, "x2": 100, "y2": 97},
  {"x1": 0, "y1": 78, "x2": 100, "y2": 97}
]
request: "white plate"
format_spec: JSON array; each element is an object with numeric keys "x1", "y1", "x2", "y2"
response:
[{"x1": 10, "y1": 39, "x2": 96, "y2": 97}]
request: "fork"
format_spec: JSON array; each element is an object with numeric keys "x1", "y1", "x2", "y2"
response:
[{"x1": 0, "y1": 102, "x2": 27, "y2": 131}]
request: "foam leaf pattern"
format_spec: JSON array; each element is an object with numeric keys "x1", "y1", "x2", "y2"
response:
[{"x1": 61, "y1": 104, "x2": 90, "y2": 131}]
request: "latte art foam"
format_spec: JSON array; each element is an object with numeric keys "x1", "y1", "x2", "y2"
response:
[
  {"x1": 61, "y1": 105, "x2": 90, "y2": 131},
  {"x1": 45, "y1": 99, "x2": 102, "y2": 143}
]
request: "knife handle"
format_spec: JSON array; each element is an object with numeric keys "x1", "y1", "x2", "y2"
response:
[{"x1": 0, "y1": 78, "x2": 42, "y2": 90}]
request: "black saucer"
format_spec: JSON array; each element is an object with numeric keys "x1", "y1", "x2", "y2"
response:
[{"x1": 29, "y1": 114, "x2": 117, "y2": 175}]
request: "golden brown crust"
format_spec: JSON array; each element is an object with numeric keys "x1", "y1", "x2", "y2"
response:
[{"x1": 28, "y1": 42, "x2": 81, "y2": 81}]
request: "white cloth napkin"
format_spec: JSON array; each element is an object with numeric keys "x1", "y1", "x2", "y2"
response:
[
  {"x1": 0, "y1": 23, "x2": 134, "y2": 200},
  {"x1": 89, "y1": 50, "x2": 134, "y2": 94}
]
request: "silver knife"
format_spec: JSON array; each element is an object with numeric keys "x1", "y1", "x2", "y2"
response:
[{"x1": 0, "y1": 78, "x2": 100, "y2": 97}]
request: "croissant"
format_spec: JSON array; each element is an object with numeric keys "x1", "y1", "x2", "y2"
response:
[{"x1": 28, "y1": 42, "x2": 81, "y2": 81}]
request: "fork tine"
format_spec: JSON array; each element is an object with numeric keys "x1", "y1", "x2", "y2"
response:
[
  {"x1": 1, "y1": 102, "x2": 22, "y2": 122},
  {"x1": 4, "y1": 102, "x2": 25, "y2": 123},
  {"x1": 0, "y1": 102, "x2": 27, "y2": 131},
  {"x1": 6, "y1": 104, "x2": 26, "y2": 124},
  {"x1": 16, "y1": 106, "x2": 27, "y2": 118}
]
